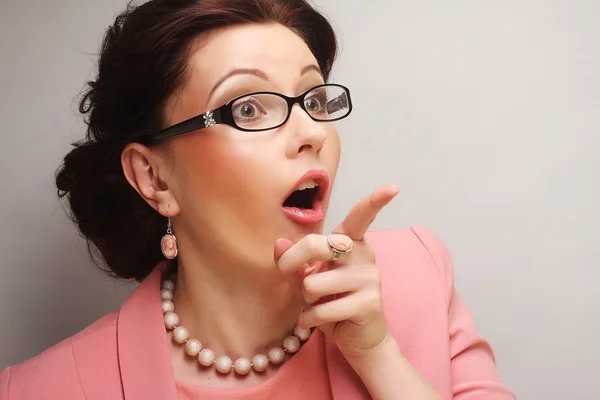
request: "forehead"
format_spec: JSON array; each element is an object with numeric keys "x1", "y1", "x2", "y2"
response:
[{"x1": 186, "y1": 23, "x2": 320, "y2": 93}]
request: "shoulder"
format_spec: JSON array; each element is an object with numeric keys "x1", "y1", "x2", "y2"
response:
[
  {"x1": 365, "y1": 228, "x2": 458, "y2": 375},
  {"x1": 366, "y1": 226, "x2": 454, "y2": 276},
  {"x1": 1, "y1": 312, "x2": 120, "y2": 400},
  {"x1": 366, "y1": 226, "x2": 455, "y2": 309}
]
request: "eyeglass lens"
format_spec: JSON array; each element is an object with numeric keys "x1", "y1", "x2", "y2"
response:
[{"x1": 230, "y1": 85, "x2": 350, "y2": 131}]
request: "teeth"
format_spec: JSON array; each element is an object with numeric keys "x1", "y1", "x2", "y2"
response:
[{"x1": 296, "y1": 179, "x2": 319, "y2": 191}]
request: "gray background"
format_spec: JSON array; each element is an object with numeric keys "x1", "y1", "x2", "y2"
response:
[{"x1": 1, "y1": 1, "x2": 599, "y2": 399}]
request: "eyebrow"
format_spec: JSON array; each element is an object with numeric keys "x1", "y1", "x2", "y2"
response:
[
  {"x1": 300, "y1": 64, "x2": 323, "y2": 78},
  {"x1": 207, "y1": 64, "x2": 323, "y2": 103}
]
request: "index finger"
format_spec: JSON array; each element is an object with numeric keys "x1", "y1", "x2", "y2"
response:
[{"x1": 334, "y1": 184, "x2": 399, "y2": 240}]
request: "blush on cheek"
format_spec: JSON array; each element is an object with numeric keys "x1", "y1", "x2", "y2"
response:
[
  {"x1": 177, "y1": 134, "x2": 239, "y2": 180},
  {"x1": 175, "y1": 134, "x2": 274, "y2": 222}
]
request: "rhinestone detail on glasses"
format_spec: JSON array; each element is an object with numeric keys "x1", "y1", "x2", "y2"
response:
[{"x1": 203, "y1": 110, "x2": 216, "y2": 128}]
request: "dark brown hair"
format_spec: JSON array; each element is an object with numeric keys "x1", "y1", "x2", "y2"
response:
[{"x1": 56, "y1": 0, "x2": 338, "y2": 281}]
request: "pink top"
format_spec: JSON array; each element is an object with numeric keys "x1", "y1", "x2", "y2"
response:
[
  {"x1": 176, "y1": 330, "x2": 332, "y2": 400},
  {"x1": 0, "y1": 227, "x2": 516, "y2": 399}
]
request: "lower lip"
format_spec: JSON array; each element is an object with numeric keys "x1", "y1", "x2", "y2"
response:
[{"x1": 282, "y1": 200, "x2": 325, "y2": 225}]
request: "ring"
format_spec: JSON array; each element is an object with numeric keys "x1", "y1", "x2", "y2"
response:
[{"x1": 327, "y1": 232, "x2": 354, "y2": 261}]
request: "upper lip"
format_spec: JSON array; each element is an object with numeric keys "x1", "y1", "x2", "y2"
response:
[{"x1": 282, "y1": 169, "x2": 330, "y2": 206}]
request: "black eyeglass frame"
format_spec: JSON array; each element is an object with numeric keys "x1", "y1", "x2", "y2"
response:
[{"x1": 141, "y1": 83, "x2": 352, "y2": 144}]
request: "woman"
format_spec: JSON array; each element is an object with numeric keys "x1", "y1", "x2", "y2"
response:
[{"x1": 0, "y1": 0, "x2": 515, "y2": 399}]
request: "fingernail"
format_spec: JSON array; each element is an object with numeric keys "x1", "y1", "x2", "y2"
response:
[{"x1": 304, "y1": 264, "x2": 317, "y2": 275}]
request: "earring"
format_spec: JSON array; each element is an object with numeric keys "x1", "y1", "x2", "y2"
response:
[{"x1": 161, "y1": 206, "x2": 178, "y2": 260}]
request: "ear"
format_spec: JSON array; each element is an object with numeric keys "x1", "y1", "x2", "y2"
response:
[{"x1": 121, "y1": 143, "x2": 181, "y2": 217}]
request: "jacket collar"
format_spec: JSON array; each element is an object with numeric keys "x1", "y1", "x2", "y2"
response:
[
  {"x1": 116, "y1": 263, "x2": 370, "y2": 399},
  {"x1": 117, "y1": 264, "x2": 178, "y2": 400}
]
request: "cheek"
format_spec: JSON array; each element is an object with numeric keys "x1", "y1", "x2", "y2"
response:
[
  {"x1": 173, "y1": 133, "x2": 277, "y2": 215},
  {"x1": 171, "y1": 132, "x2": 286, "y2": 266}
]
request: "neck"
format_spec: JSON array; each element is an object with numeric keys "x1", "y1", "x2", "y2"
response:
[{"x1": 171, "y1": 251, "x2": 303, "y2": 359}]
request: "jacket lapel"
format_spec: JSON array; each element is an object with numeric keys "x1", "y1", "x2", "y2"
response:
[
  {"x1": 117, "y1": 264, "x2": 178, "y2": 400},
  {"x1": 116, "y1": 263, "x2": 371, "y2": 399}
]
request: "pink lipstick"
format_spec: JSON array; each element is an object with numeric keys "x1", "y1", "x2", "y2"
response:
[{"x1": 281, "y1": 169, "x2": 330, "y2": 225}]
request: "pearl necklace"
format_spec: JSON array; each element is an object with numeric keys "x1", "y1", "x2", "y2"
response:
[{"x1": 160, "y1": 274, "x2": 312, "y2": 375}]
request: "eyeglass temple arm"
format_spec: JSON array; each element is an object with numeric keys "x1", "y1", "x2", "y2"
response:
[
  {"x1": 326, "y1": 91, "x2": 349, "y2": 114},
  {"x1": 143, "y1": 108, "x2": 223, "y2": 144}
]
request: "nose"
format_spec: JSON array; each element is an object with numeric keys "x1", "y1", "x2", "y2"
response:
[{"x1": 285, "y1": 104, "x2": 328, "y2": 158}]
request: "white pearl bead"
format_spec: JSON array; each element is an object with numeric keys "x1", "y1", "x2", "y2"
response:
[
  {"x1": 161, "y1": 279, "x2": 175, "y2": 291},
  {"x1": 198, "y1": 349, "x2": 215, "y2": 367},
  {"x1": 163, "y1": 312, "x2": 179, "y2": 330},
  {"x1": 172, "y1": 326, "x2": 189, "y2": 344},
  {"x1": 234, "y1": 358, "x2": 251, "y2": 375},
  {"x1": 185, "y1": 339, "x2": 202, "y2": 356},
  {"x1": 283, "y1": 336, "x2": 300, "y2": 354},
  {"x1": 294, "y1": 326, "x2": 311, "y2": 341},
  {"x1": 161, "y1": 300, "x2": 175, "y2": 314},
  {"x1": 215, "y1": 356, "x2": 233, "y2": 374},
  {"x1": 268, "y1": 347, "x2": 286, "y2": 365},
  {"x1": 160, "y1": 289, "x2": 174, "y2": 301},
  {"x1": 252, "y1": 354, "x2": 269, "y2": 372}
]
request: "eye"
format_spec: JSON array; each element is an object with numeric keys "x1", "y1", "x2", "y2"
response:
[
  {"x1": 232, "y1": 97, "x2": 267, "y2": 121},
  {"x1": 241, "y1": 104, "x2": 257, "y2": 117},
  {"x1": 304, "y1": 95, "x2": 326, "y2": 114}
]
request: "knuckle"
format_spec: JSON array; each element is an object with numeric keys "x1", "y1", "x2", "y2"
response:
[
  {"x1": 356, "y1": 242, "x2": 375, "y2": 261},
  {"x1": 368, "y1": 194, "x2": 379, "y2": 207},
  {"x1": 305, "y1": 234, "x2": 322, "y2": 252},
  {"x1": 364, "y1": 290, "x2": 382, "y2": 314},
  {"x1": 369, "y1": 266, "x2": 382, "y2": 285}
]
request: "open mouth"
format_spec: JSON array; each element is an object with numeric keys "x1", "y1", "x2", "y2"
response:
[
  {"x1": 281, "y1": 170, "x2": 330, "y2": 225},
  {"x1": 283, "y1": 180, "x2": 320, "y2": 210}
]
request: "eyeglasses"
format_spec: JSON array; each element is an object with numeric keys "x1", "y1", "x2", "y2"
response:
[{"x1": 142, "y1": 83, "x2": 352, "y2": 143}]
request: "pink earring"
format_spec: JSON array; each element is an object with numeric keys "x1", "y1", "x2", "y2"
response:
[{"x1": 161, "y1": 206, "x2": 178, "y2": 260}]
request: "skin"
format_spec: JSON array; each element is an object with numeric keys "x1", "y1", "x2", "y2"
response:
[{"x1": 122, "y1": 23, "x2": 440, "y2": 398}]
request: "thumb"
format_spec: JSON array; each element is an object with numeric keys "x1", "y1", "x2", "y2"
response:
[
  {"x1": 274, "y1": 238, "x2": 310, "y2": 302},
  {"x1": 275, "y1": 238, "x2": 320, "y2": 276},
  {"x1": 274, "y1": 238, "x2": 294, "y2": 262}
]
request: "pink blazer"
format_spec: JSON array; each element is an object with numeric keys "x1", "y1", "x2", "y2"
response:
[{"x1": 0, "y1": 227, "x2": 515, "y2": 399}]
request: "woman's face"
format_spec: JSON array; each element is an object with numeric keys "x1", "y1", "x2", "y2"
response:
[{"x1": 160, "y1": 23, "x2": 341, "y2": 270}]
